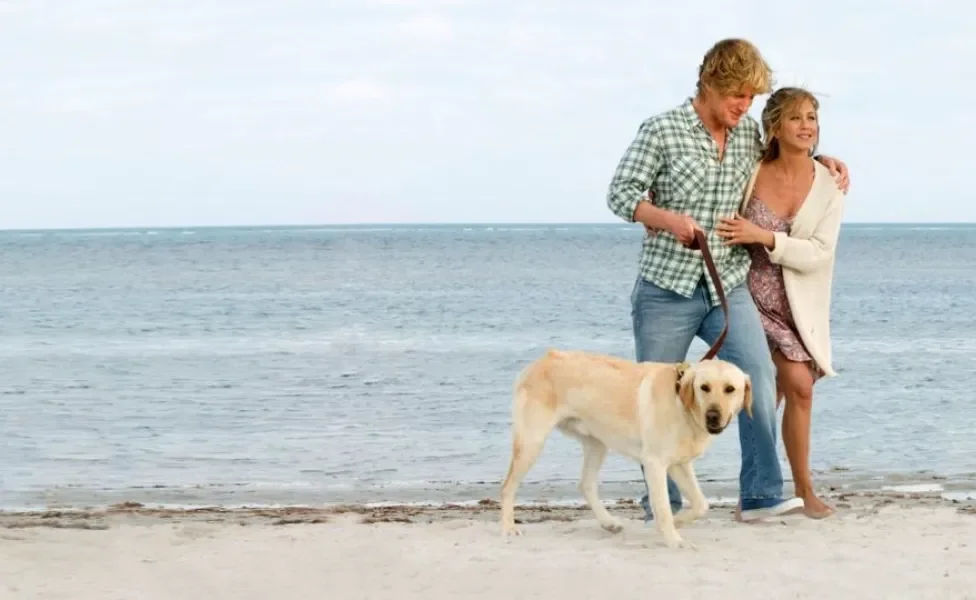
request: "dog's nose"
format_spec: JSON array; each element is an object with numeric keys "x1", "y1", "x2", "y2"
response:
[{"x1": 705, "y1": 408, "x2": 721, "y2": 427}]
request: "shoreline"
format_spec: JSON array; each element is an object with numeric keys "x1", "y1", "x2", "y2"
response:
[
  {"x1": 3, "y1": 468, "x2": 975, "y2": 515},
  {"x1": 3, "y1": 486, "x2": 975, "y2": 528}
]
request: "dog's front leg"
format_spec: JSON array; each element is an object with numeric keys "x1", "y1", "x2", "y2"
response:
[
  {"x1": 640, "y1": 456, "x2": 687, "y2": 549},
  {"x1": 669, "y1": 461, "x2": 709, "y2": 527}
]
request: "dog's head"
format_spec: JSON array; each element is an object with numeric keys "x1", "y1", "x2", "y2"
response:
[{"x1": 677, "y1": 359, "x2": 752, "y2": 435}]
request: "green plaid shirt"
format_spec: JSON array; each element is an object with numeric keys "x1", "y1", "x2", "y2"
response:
[{"x1": 607, "y1": 98, "x2": 763, "y2": 306}]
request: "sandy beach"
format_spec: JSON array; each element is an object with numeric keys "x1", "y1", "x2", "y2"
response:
[{"x1": 1, "y1": 490, "x2": 974, "y2": 600}]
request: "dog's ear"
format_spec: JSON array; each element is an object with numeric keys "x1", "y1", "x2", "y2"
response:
[
  {"x1": 678, "y1": 369, "x2": 696, "y2": 411},
  {"x1": 742, "y1": 375, "x2": 753, "y2": 419},
  {"x1": 673, "y1": 362, "x2": 689, "y2": 392}
]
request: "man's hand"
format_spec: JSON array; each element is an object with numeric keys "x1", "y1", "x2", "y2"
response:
[
  {"x1": 666, "y1": 212, "x2": 703, "y2": 248},
  {"x1": 815, "y1": 155, "x2": 850, "y2": 194},
  {"x1": 635, "y1": 190, "x2": 700, "y2": 246}
]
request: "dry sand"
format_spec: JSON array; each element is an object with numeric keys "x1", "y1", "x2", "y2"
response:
[{"x1": 1, "y1": 491, "x2": 974, "y2": 600}]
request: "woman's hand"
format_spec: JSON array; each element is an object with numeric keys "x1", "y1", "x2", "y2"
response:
[{"x1": 716, "y1": 214, "x2": 775, "y2": 248}]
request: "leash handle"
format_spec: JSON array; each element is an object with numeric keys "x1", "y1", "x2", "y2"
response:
[{"x1": 688, "y1": 229, "x2": 728, "y2": 361}]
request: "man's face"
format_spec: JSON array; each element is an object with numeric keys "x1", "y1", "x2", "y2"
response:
[{"x1": 709, "y1": 87, "x2": 756, "y2": 128}]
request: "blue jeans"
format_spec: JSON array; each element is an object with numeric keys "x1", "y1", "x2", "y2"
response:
[{"x1": 630, "y1": 276, "x2": 783, "y2": 520}]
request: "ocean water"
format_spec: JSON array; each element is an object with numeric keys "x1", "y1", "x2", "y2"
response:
[{"x1": 1, "y1": 223, "x2": 975, "y2": 510}]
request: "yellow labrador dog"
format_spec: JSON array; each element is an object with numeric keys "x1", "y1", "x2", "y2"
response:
[{"x1": 499, "y1": 349, "x2": 752, "y2": 549}]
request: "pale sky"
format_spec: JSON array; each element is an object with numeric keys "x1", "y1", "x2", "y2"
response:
[{"x1": 0, "y1": 0, "x2": 971, "y2": 229}]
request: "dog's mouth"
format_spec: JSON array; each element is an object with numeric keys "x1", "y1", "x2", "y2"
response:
[{"x1": 705, "y1": 411, "x2": 725, "y2": 434}]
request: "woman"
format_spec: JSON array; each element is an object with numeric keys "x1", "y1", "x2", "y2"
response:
[{"x1": 715, "y1": 87, "x2": 845, "y2": 519}]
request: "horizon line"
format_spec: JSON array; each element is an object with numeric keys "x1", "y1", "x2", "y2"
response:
[{"x1": 1, "y1": 220, "x2": 974, "y2": 233}]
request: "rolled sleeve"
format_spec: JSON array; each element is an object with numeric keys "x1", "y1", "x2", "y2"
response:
[{"x1": 607, "y1": 120, "x2": 662, "y2": 223}]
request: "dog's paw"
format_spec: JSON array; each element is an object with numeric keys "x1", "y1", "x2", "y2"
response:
[
  {"x1": 673, "y1": 511, "x2": 704, "y2": 528},
  {"x1": 663, "y1": 535, "x2": 695, "y2": 550},
  {"x1": 501, "y1": 525, "x2": 523, "y2": 537},
  {"x1": 599, "y1": 518, "x2": 624, "y2": 534}
]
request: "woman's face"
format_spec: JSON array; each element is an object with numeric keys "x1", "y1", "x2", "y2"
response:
[{"x1": 776, "y1": 98, "x2": 819, "y2": 154}]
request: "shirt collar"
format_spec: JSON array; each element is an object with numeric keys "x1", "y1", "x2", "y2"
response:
[
  {"x1": 680, "y1": 96, "x2": 742, "y2": 141},
  {"x1": 679, "y1": 97, "x2": 704, "y2": 131}
]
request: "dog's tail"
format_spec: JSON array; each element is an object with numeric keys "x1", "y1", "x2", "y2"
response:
[
  {"x1": 503, "y1": 358, "x2": 552, "y2": 484},
  {"x1": 503, "y1": 371, "x2": 531, "y2": 486}
]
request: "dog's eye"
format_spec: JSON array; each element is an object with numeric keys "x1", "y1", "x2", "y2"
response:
[
  {"x1": 724, "y1": 385, "x2": 736, "y2": 394},
  {"x1": 700, "y1": 384, "x2": 711, "y2": 392}
]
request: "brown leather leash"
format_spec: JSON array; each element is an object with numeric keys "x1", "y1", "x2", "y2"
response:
[{"x1": 685, "y1": 229, "x2": 728, "y2": 361}]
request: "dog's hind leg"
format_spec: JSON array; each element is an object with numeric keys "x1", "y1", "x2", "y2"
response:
[
  {"x1": 577, "y1": 436, "x2": 623, "y2": 533},
  {"x1": 500, "y1": 389, "x2": 556, "y2": 537},
  {"x1": 499, "y1": 429, "x2": 547, "y2": 536}
]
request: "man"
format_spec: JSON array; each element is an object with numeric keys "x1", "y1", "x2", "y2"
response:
[{"x1": 606, "y1": 38, "x2": 850, "y2": 523}]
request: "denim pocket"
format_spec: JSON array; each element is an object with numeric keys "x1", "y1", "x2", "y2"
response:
[
  {"x1": 631, "y1": 276, "x2": 684, "y2": 313},
  {"x1": 630, "y1": 276, "x2": 643, "y2": 317}
]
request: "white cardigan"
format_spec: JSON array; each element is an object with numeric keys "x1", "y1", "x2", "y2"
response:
[{"x1": 738, "y1": 160, "x2": 846, "y2": 378}]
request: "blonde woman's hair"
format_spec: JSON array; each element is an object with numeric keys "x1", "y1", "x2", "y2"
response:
[
  {"x1": 696, "y1": 38, "x2": 773, "y2": 97},
  {"x1": 760, "y1": 87, "x2": 820, "y2": 162}
]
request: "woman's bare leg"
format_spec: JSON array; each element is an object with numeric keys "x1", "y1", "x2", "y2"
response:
[{"x1": 772, "y1": 350, "x2": 834, "y2": 518}]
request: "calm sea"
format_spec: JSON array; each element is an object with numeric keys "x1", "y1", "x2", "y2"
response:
[{"x1": 1, "y1": 223, "x2": 975, "y2": 511}]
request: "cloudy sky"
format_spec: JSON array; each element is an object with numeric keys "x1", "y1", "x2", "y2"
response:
[{"x1": 0, "y1": 0, "x2": 971, "y2": 229}]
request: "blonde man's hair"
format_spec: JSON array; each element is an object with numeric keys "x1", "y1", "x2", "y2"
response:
[
  {"x1": 760, "y1": 87, "x2": 820, "y2": 162},
  {"x1": 696, "y1": 38, "x2": 773, "y2": 97}
]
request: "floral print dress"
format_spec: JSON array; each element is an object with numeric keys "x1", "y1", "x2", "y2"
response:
[{"x1": 743, "y1": 195, "x2": 824, "y2": 381}]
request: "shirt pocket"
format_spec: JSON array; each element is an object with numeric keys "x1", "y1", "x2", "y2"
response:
[
  {"x1": 730, "y1": 159, "x2": 754, "y2": 189},
  {"x1": 667, "y1": 155, "x2": 706, "y2": 204},
  {"x1": 726, "y1": 158, "x2": 756, "y2": 211}
]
